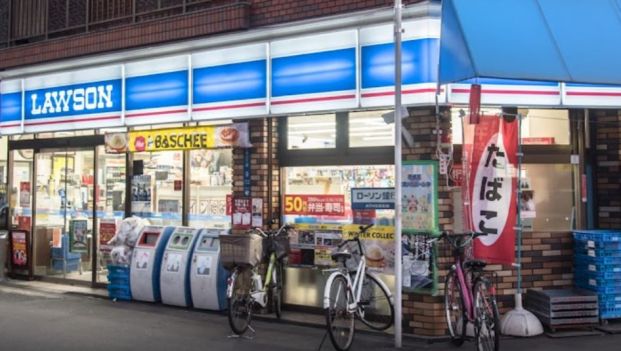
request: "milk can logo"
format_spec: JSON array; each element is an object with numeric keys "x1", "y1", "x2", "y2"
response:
[{"x1": 25, "y1": 81, "x2": 120, "y2": 119}]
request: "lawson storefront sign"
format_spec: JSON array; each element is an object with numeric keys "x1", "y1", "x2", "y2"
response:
[{"x1": 2, "y1": 17, "x2": 621, "y2": 135}]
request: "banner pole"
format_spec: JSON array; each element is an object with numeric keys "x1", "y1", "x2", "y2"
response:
[
  {"x1": 393, "y1": 0, "x2": 403, "y2": 348},
  {"x1": 516, "y1": 113, "x2": 523, "y2": 293}
]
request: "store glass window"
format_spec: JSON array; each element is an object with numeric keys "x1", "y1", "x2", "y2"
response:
[
  {"x1": 9, "y1": 149, "x2": 33, "y2": 229},
  {"x1": 519, "y1": 109, "x2": 570, "y2": 145},
  {"x1": 451, "y1": 107, "x2": 569, "y2": 145},
  {"x1": 132, "y1": 151, "x2": 183, "y2": 226},
  {"x1": 349, "y1": 110, "x2": 394, "y2": 147},
  {"x1": 188, "y1": 149, "x2": 233, "y2": 229},
  {"x1": 283, "y1": 165, "x2": 395, "y2": 225},
  {"x1": 287, "y1": 114, "x2": 336, "y2": 149},
  {"x1": 520, "y1": 164, "x2": 573, "y2": 232}
]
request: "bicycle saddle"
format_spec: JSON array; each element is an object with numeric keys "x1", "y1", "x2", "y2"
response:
[
  {"x1": 464, "y1": 260, "x2": 487, "y2": 270},
  {"x1": 331, "y1": 251, "x2": 352, "y2": 262}
]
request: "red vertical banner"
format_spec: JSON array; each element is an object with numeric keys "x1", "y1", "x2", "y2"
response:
[
  {"x1": 466, "y1": 115, "x2": 517, "y2": 264},
  {"x1": 468, "y1": 84, "x2": 482, "y2": 124}
]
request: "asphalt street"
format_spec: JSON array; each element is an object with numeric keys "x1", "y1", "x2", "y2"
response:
[{"x1": 0, "y1": 282, "x2": 620, "y2": 351}]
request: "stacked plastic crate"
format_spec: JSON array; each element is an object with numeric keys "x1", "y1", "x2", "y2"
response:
[
  {"x1": 574, "y1": 230, "x2": 621, "y2": 320},
  {"x1": 107, "y1": 264, "x2": 132, "y2": 301}
]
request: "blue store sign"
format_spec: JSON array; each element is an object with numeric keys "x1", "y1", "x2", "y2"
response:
[{"x1": 351, "y1": 188, "x2": 395, "y2": 210}]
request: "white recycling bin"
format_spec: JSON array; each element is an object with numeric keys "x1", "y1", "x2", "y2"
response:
[
  {"x1": 190, "y1": 229, "x2": 229, "y2": 311},
  {"x1": 130, "y1": 226, "x2": 174, "y2": 302},
  {"x1": 160, "y1": 227, "x2": 201, "y2": 307}
]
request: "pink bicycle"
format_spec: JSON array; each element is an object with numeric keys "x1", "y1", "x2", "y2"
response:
[{"x1": 442, "y1": 232, "x2": 500, "y2": 351}]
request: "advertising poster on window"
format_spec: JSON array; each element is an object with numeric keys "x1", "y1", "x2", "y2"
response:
[
  {"x1": 289, "y1": 224, "x2": 342, "y2": 267},
  {"x1": 342, "y1": 225, "x2": 395, "y2": 275},
  {"x1": 131, "y1": 175, "x2": 152, "y2": 217},
  {"x1": 402, "y1": 234, "x2": 438, "y2": 295},
  {"x1": 99, "y1": 219, "x2": 118, "y2": 259},
  {"x1": 232, "y1": 197, "x2": 252, "y2": 230},
  {"x1": 283, "y1": 195, "x2": 345, "y2": 216},
  {"x1": 10, "y1": 230, "x2": 28, "y2": 268},
  {"x1": 464, "y1": 115, "x2": 517, "y2": 265},
  {"x1": 69, "y1": 219, "x2": 88, "y2": 253},
  {"x1": 401, "y1": 161, "x2": 439, "y2": 235},
  {"x1": 19, "y1": 182, "x2": 30, "y2": 208}
]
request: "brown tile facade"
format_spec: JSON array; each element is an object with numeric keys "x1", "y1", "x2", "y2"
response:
[{"x1": 592, "y1": 109, "x2": 621, "y2": 229}]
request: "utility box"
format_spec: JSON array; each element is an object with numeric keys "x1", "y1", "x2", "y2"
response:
[
  {"x1": 130, "y1": 226, "x2": 174, "y2": 303},
  {"x1": 190, "y1": 229, "x2": 229, "y2": 311},
  {"x1": 160, "y1": 227, "x2": 201, "y2": 307}
]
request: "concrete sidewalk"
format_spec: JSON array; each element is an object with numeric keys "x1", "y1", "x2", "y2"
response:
[{"x1": 1, "y1": 279, "x2": 620, "y2": 351}]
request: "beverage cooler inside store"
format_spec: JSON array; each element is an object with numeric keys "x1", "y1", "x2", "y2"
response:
[{"x1": 282, "y1": 165, "x2": 396, "y2": 308}]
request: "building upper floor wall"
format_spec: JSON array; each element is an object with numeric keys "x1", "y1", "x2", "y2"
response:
[{"x1": 0, "y1": 0, "x2": 424, "y2": 71}]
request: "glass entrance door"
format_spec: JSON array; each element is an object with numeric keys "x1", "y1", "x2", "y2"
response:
[{"x1": 34, "y1": 148, "x2": 96, "y2": 283}]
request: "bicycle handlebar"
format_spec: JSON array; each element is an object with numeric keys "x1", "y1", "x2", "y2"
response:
[
  {"x1": 251, "y1": 224, "x2": 293, "y2": 238},
  {"x1": 336, "y1": 224, "x2": 374, "y2": 250},
  {"x1": 439, "y1": 231, "x2": 488, "y2": 249}
]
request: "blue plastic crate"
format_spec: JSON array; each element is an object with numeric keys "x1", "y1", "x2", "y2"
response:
[
  {"x1": 575, "y1": 280, "x2": 621, "y2": 294},
  {"x1": 574, "y1": 245, "x2": 621, "y2": 258},
  {"x1": 574, "y1": 254, "x2": 621, "y2": 266},
  {"x1": 108, "y1": 284, "x2": 131, "y2": 301},
  {"x1": 574, "y1": 274, "x2": 621, "y2": 288},
  {"x1": 575, "y1": 269, "x2": 621, "y2": 280},
  {"x1": 573, "y1": 230, "x2": 621, "y2": 243},
  {"x1": 600, "y1": 307, "x2": 621, "y2": 319},
  {"x1": 107, "y1": 274, "x2": 130, "y2": 286},
  {"x1": 575, "y1": 239, "x2": 621, "y2": 250},
  {"x1": 574, "y1": 260, "x2": 621, "y2": 273},
  {"x1": 107, "y1": 265, "x2": 130, "y2": 275}
]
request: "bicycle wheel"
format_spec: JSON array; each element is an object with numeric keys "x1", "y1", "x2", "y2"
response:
[
  {"x1": 227, "y1": 267, "x2": 253, "y2": 335},
  {"x1": 473, "y1": 278, "x2": 500, "y2": 351},
  {"x1": 271, "y1": 261, "x2": 284, "y2": 319},
  {"x1": 358, "y1": 273, "x2": 394, "y2": 331},
  {"x1": 445, "y1": 269, "x2": 467, "y2": 346},
  {"x1": 325, "y1": 274, "x2": 355, "y2": 351}
]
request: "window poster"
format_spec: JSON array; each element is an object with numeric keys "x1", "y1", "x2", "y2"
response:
[
  {"x1": 401, "y1": 233, "x2": 438, "y2": 295},
  {"x1": 131, "y1": 175, "x2": 152, "y2": 217},
  {"x1": 69, "y1": 219, "x2": 88, "y2": 253},
  {"x1": 342, "y1": 225, "x2": 395, "y2": 275},
  {"x1": 401, "y1": 160, "x2": 439, "y2": 235}
]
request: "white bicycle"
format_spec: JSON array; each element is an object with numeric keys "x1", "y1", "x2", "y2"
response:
[{"x1": 323, "y1": 224, "x2": 395, "y2": 351}]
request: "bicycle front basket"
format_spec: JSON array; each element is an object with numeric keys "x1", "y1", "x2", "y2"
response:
[
  {"x1": 220, "y1": 233, "x2": 263, "y2": 269},
  {"x1": 272, "y1": 235, "x2": 291, "y2": 260}
]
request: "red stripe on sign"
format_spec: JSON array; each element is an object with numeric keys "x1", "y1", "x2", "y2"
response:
[
  {"x1": 361, "y1": 88, "x2": 439, "y2": 98},
  {"x1": 193, "y1": 101, "x2": 265, "y2": 112},
  {"x1": 452, "y1": 88, "x2": 559, "y2": 96},
  {"x1": 24, "y1": 114, "x2": 120, "y2": 126},
  {"x1": 125, "y1": 108, "x2": 188, "y2": 118},
  {"x1": 566, "y1": 91, "x2": 621, "y2": 97},
  {"x1": 271, "y1": 94, "x2": 356, "y2": 105},
  {"x1": 0, "y1": 122, "x2": 21, "y2": 128}
]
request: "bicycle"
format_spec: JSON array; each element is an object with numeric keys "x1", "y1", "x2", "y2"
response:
[
  {"x1": 224, "y1": 224, "x2": 292, "y2": 336},
  {"x1": 323, "y1": 224, "x2": 395, "y2": 351},
  {"x1": 441, "y1": 231, "x2": 500, "y2": 351}
]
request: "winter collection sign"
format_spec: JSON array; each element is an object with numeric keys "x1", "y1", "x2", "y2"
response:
[{"x1": 463, "y1": 115, "x2": 518, "y2": 264}]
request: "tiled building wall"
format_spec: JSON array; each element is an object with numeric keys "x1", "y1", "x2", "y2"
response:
[
  {"x1": 400, "y1": 107, "x2": 574, "y2": 336},
  {"x1": 592, "y1": 109, "x2": 621, "y2": 229},
  {"x1": 0, "y1": 0, "x2": 423, "y2": 70},
  {"x1": 232, "y1": 118, "x2": 280, "y2": 233}
]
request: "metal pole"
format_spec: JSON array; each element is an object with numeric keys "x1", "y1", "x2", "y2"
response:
[
  {"x1": 516, "y1": 114, "x2": 523, "y2": 294},
  {"x1": 393, "y1": 0, "x2": 403, "y2": 348}
]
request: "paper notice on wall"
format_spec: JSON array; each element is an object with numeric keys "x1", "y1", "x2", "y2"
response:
[{"x1": 251, "y1": 198, "x2": 263, "y2": 228}]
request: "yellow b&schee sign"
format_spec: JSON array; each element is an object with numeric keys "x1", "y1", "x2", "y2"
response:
[
  {"x1": 129, "y1": 126, "x2": 216, "y2": 152},
  {"x1": 105, "y1": 123, "x2": 251, "y2": 153}
]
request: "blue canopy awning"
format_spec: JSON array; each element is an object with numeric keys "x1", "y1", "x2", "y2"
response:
[{"x1": 438, "y1": 0, "x2": 621, "y2": 85}]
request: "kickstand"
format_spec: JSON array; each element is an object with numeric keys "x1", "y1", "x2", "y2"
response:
[
  {"x1": 228, "y1": 325, "x2": 256, "y2": 340},
  {"x1": 317, "y1": 329, "x2": 329, "y2": 351}
]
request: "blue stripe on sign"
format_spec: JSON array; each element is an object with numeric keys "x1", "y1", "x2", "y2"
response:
[
  {"x1": 362, "y1": 38, "x2": 439, "y2": 88},
  {"x1": 460, "y1": 78, "x2": 559, "y2": 87},
  {"x1": 25, "y1": 79, "x2": 122, "y2": 120},
  {"x1": 565, "y1": 82, "x2": 621, "y2": 88},
  {"x1": 272, "y1": 48, "x2": 356, "y2": 97},
  {"x1": 193, "y1": 60, "x2": 266, "y2": 104},
  {"x1": 126, "y1": 70, "x2": 188, "y2": 111},
  {"x1": 0, "y1": 92, "x2": 22, "y2": 122}
]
